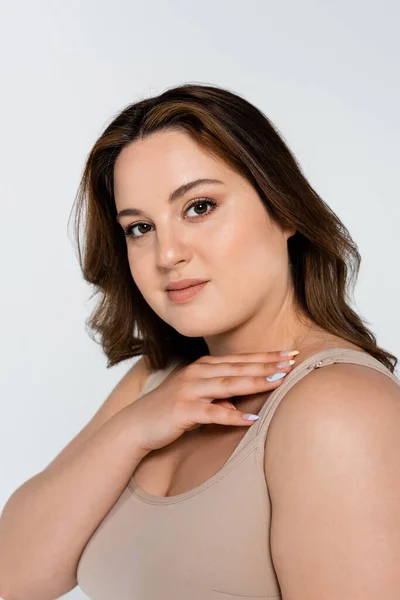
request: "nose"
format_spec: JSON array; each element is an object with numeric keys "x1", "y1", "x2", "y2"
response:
[{"x1": 155, "y1": 224, "x2": 192, "y2": 270}]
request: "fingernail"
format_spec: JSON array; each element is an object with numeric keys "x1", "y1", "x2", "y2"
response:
[
  {"x1": 243, "y1": 413, "x2": 260, "y2": 421},
  {"x1": 280, "y1": 350, "x2": 299, "y2": 357},
  {"x1": 276, "y1": 359, "x2": 296, "y2": 368},
  {"x1": 266, "y1": 372, "x2": 288, "y2": 382}
]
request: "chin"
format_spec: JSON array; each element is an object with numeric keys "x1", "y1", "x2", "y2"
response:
[
  {"x1": 172, "y1": 325, "x2": 213, "y2": 338},
  {"x1": 172, "y1": 319, "x2": 233, "y2": 339}
]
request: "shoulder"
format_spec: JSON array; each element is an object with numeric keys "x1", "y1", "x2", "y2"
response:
[
  {"x1": 264, "y1": 361, "x2": 400, "y2": 596},
  {"x1": 139, "y1": 354, "x2": 185, "y2": 378},
  {"x1": 140, "y1": 354, "x2": 188, "y2": 389},
  {"x1": 121, "y1": 355, "x2": 155, "y2": 395},
  {"x1": 265, "y1": 361, "x2": 400, "y2": 481}
]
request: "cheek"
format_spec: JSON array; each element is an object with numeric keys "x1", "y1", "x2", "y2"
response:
[
  {"x1": 127, "y1": 254, "x2": 165, "y2": 308},
  {"x1": 127, "y1": 255, "x2": 148, "y2": 291},
  {"x1": 211, "y1": 219, "x2": 273, "y2": 275}
]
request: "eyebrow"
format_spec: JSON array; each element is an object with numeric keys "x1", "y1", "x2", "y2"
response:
[{"x1": 115, "y1": 178, "x2": 224, "y2": 222}]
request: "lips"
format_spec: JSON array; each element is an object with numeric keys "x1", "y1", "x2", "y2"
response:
[
  {"x1": 166, "y1": 281, "x2": 208, "y2": 303},
  {"x1": 165, "y1": 278, "x2": 209, "y2": 291}
]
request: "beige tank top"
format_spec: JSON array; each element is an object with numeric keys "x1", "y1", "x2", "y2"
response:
[{"x1": 76, "y1": 347, "x2": 399, "y2": 599}]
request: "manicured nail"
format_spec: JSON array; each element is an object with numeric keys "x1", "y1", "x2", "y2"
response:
[
  {"x1": 243, "y1": 413, "x2": 260, "y2": 421},
  {"x1": 266, "y1": 372, "x2": 288, "y2": 382},
  {"x1": 280, "y1": 350, "x2": 299, "y2": 357},
  {"x1": 276, "y1": 359, "x2": 296, "y2": 368}
]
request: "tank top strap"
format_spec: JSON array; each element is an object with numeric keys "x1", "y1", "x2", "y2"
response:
[
  {"x1": 137, "y1": 356, "x2": 183, "y2": 399},
  {"x1": 254, "y1": 346, "x2": 399, "y2": 451},
  {"x1": 225, "y1": 347, "x2": 398, "y2": 466}
]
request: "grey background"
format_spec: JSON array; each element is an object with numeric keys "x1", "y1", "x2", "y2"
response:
[{"x1": 0, "y1": 0, "x2": 399, "y2": 598}]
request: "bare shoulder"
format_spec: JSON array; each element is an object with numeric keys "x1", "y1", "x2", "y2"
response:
[
  {"x1": 265, "y1": 360, "x2": 400, "y2": 479},
  {"x1": 78, "y1": 354, "x2": 154, "y2": 427},
  {"x1": 264, "y1": 361, "x2": 400, "y2": 597},
  {"x1": 45, "y1": 356, "x2": 153, "y2": 470}
]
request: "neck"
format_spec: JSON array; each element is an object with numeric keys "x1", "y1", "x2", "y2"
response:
[{"x1": 204, "y1": 285, "x2": 317, "y2": 358}]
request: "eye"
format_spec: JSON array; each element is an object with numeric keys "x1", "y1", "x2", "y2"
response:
[
  {"x1": 122, "y1": 197, "x2": 218, "y2": 240},
  {"x1": 184, "y1": 197, "x2": 217, "y2": 219}
]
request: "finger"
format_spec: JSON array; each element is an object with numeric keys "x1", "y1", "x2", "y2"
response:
[
  {"x1": 189, "y1": 402, "x2": 259, "y2": 428},
  {"x1": 196, "y1": 372, "x2": 289, "y2": 400},
  {"x1": 197, "y1": 350, "x2": 298, "y2": 364},
  {"x1": 215, "y1": 400, "x2": 237, "y2": 410},
  {"x1": 181, "y1": 401, "x2": 236, "y2": 432},
  {"x1": 191, "y1": 359, "x2": 295, "y2": 379}
]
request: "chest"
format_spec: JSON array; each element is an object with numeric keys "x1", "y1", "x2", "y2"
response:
[
  {"x1": 131, "y1": 391, "x2": 273, "y2": 499},
  {"x1": 78, "y1": 429, "x2": 282, "y2": 600},
  {"x1": 77, "y1": 391, "x2": 284, "y2": 599}
]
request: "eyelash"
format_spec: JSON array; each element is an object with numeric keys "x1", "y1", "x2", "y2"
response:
[{"x1": 122, "y1": 197, "x2": 218, "y2": 240}]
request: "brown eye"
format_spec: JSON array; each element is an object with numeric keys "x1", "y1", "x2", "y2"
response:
[
  {"x1": 123, "y1": 223, "x2": 152, "y2": 239},
  {"x1": 184, "y1": 198, "x2": 218, "y2": 218}
]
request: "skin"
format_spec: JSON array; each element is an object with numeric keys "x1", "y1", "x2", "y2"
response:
[{"x1": 113, "y1": 129, "x2": 324, "y2": 360}]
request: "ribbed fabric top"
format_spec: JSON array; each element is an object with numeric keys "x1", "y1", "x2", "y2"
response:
[{"x1": 77, "y1": 348, "x2": 399, "y2": 599}]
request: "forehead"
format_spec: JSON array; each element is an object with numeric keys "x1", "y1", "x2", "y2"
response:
[{"x1": 113, "y1": 130, "x2": 233, "y2": 199}]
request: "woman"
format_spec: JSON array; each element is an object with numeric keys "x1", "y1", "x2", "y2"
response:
[
  {"x1": 1, "y1": 83, "x2": 399, "y2": 599},
  {"x1": 72, "y1": 85, "x2": 400, "y2": 600}
]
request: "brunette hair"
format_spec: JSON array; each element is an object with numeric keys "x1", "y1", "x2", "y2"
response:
[{"x1": 68, "y1": 83, "x2": 398, "y2": 374}]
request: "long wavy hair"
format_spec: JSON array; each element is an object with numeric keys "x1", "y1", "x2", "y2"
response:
[{"x1": 68, "y1": 83, "x2": 398, "y2": 374}]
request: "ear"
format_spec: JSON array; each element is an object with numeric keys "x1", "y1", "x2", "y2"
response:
[{"x1": 284, "y1": 226, "x2": 296, "y2": 240}]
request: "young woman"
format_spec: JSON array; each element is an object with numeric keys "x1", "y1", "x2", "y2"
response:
[{"x1": 1, "y1": 84, "x2": 399, "y2": 600}]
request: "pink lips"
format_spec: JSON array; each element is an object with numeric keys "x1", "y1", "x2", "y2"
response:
[{"x1": 166, "y1": 281, "x2": 208, "y2": 303}]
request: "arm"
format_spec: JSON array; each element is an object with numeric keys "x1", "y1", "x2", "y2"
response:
[
  {"x1": 0, "y1": 356, "x2": 152, "y2": 600},
  {"x1": 264, "y1": 363, "x2": 400, "y2": 599}
]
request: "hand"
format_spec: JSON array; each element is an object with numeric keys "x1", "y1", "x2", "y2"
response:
[{"x1": 128, "y1": 351, "x2": 296, "y2": 454}]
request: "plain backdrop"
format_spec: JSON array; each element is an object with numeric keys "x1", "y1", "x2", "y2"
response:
[{"x1": 0, "y1": 0, "x2": 399, "y2": 598}]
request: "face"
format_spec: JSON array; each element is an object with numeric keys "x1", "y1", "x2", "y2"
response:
[{"x1": 114, "y1": 129, "x2": 295, "y2": 342}]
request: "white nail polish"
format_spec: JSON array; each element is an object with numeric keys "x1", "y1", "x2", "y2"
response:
[
  {"x1": 266, "y1": 372, "x2": 288, "y2": 382},
  {"x1": 243, "y1": 414, "x2": 259, "y2": 421}
]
